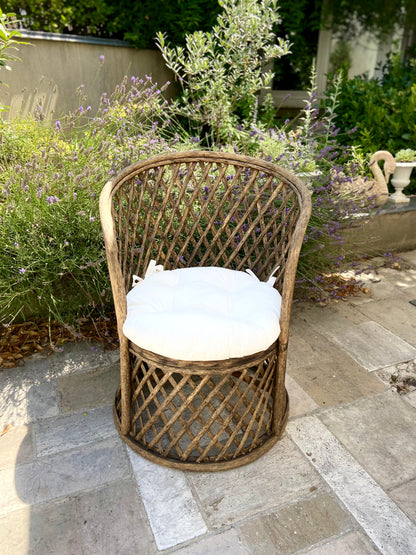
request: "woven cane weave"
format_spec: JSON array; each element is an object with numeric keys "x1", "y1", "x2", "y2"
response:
[{"x1": 100, "y1": 151, "x2": 311, "y2": 470}]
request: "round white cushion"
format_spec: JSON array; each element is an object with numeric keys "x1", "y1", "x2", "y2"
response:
[{"x1": 123, "y1": 266, "x2": 281, "y2": 361}]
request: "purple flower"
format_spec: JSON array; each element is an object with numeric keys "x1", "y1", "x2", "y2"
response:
[
  {"x1": 47, "y1": 195, "x2": 59, "y2": 204},
  {"x1": 19, "y1": 268, "x2": 26, "y2": 275},
  {"x1": 55, "y1": 120, "x2": 61, "y2": 131}
]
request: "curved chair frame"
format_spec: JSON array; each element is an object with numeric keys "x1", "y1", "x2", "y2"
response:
[{"x1": 100, "y1": 151, "x2": 311, "y2": 471}]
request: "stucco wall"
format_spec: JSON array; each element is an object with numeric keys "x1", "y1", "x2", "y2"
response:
[{"x1": 0, "y1": 31, "x2": 175, "y2": 120}]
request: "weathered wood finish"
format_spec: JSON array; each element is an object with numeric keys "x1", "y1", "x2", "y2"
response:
[{"x1": 99, "y1": 151, "x2": 311, "y2": 470}]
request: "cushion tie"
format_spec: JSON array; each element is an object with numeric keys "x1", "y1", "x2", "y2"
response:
[{"x1": 133, "y1": 259, "x2": 279, "y2": 288}]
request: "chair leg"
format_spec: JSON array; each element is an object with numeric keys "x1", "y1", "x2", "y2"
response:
[
  {"x1": 119, "y1": 337, "x2": 131, "y2": 435},
  {"x1": 273, "y1": 347, "x2": 288, "y2": 434}
]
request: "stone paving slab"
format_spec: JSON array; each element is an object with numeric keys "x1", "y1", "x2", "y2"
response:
[
  {"x1": 288, "y1": 416, "x2": 416, "y2": 555},
  {"x1": 340, "y1": 276, "x2": 409, "y2": 305},
  {"x1": 49, "y1": 342, "x2": 119, "y2": 377},
  {"x1": 127, "y1": 449, "x2": 208, "y2": 551},
  {"x1": 171, "y1": 529, "x2": 250, "y2": 554},
  {"x1": 297, "y1": 530, "x2": 380, "y2": 554},
  {"x1": 330, "y1": 300, "x2": 371, "y2": 324},
  {"x1": 188, "y1": 436, "x2": 325, "y2": 530},
  {"x1": 0, "y1": 499, "x2": 82, "y2": 555},
  {"x1": 238, "y1": 492, "x2": 354, "y2": 555},
  {"x1": 302, "y1": 308, "x2": 416, "y2": 371},
  {"x1": 400, "y1": 250, "x2": 416, "y2": 266},
  {"x1": 0, "y1": 425, "x2": 34, "y2": 470},
  {"x1": 0, "y1": 343, "x2": 118, "y2": 429},
  {"x1": 285, "y1": 374, "x2": 318, "y2": 417},
  {"x1": 34, "y1": 404, "x2": 116, "y2": 457},
  {"x1": 0, "y1": 437, "x2": 130, "y2": 515},
  {"x1": 355, "y1": 266, "x2": 416, "y2": 302},
  {"x1": 389, "y1": 478, "x2": 416, "y2": 523},
  {"x1": 353, "y1": 298, "x2": 416, "y2": 347},
  {"x1": 378, "y1": 265, "x2": 416, "y2": 287},
  {"x1": 405, "y1": 389, "x2": 416, "y2": 408},
  {"x1": 286, "y1": 315, "x2": 357, "y2": 371},
  {"x1": 0, "y1": 379, "x2": 59, "y2": 428},
  {"x1": 75, "y1": 479, "x2": 156, "y2": 554},
  {"x1": 58, "y1": 364, "x2": 119, "y2": 413},
  {"x1": 26, "y1": 381, "x2": 60, "y2": 422},
  {"x1": 0, "y1": 354, "x2": 52, "y2": 385},
  {"x1": 319, "y1": 390, "x2": 416, "y2": 490},
  {"x1": 288, "y1": 357, "x2": 387, "y2": 407}
]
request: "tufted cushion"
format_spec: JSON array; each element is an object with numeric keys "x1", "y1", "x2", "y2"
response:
[{"x1": 123, "y1": 266, "x2": 281, "y2": 361}]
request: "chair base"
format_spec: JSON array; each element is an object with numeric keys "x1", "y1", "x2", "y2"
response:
[
  {"x1": 114, "y1": 389, "x2": 289, "y2": 471},
  {"x1": 113, "y1": 342, "x2": 289, "y2": 471}
]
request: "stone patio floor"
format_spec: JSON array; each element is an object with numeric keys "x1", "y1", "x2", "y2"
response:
[{"x1": 1, "y1": 251, "x2": 416, "y2": 554}]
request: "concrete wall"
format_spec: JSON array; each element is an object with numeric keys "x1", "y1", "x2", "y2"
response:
[{"x1": 0, "y1": 31, "x2": 175, "y2": 120}]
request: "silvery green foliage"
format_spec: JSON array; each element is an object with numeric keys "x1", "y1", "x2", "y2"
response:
[{"x1": 156, "y1": 0, "x2": 290, "y2": 144}]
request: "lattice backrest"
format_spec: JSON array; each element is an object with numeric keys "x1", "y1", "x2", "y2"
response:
[{"x1": 100, "y1": 151, "x2": 311, "y2": 297}]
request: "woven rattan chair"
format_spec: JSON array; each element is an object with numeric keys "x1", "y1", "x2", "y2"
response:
[{"x1": 99, "y1": 150, "x2": 311, "y2": 471}]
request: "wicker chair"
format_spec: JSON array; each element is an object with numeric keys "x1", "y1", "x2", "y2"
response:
[{"x1": 99, "y1": 151, "x2": 311, "y2": 471}]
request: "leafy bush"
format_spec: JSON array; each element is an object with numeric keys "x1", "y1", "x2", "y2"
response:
[
  {"x1": 3, "y1": 0, "x2": 221, "y2": 48},
  {"x1": 324, "y1": 53, "x2": 416, "y2": 156},
  {"x1": 323, "y1": 52, "x2": 416, "y2": 193}
]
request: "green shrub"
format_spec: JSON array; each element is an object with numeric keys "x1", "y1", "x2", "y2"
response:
[
  {"x1": 3, "y1": 0, "x2": 221, "y2": 48},
  {"x1": 323, "y1": 53, "x2": 416, "y2": 194},
  {"x1": 324, "y1": 53, "x2": 416, "y2": 156}
]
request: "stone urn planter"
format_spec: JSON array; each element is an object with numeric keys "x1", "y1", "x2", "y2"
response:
[{"x1": 390, "y1": 150, "x2": 416, "y2": 204}]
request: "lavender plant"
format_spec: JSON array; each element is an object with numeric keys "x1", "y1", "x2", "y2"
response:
[
  {"x1": 0, "y1": 75, "x2": 194, "y2": 325},
  {"x1": 249, "y1": 70, "x2": 372, "y2": 303}
]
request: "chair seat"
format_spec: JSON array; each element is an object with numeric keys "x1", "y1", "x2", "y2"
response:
[{"x1": 123, "y1": 266, "x2": 281, "y2": 361}]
